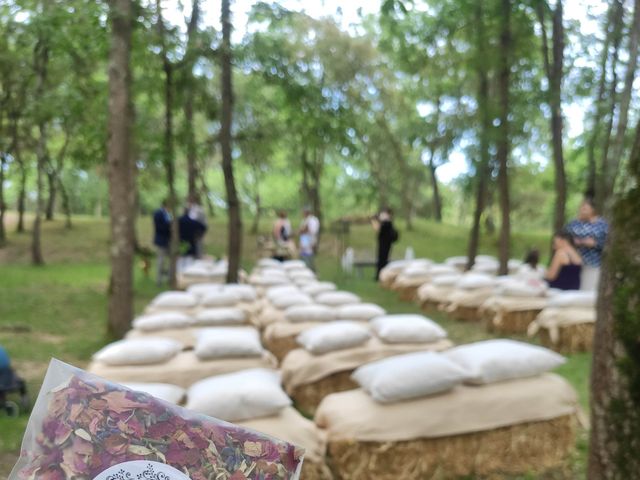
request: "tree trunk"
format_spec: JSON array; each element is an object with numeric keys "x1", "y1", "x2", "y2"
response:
[
  {"x1": 249, "y1": 161, "x2": 261, "y2": 235},
  {"x1": 32, "y1": 29, "x2": 49, "y2": 266},
  {"x1": 428, "y1": 150, "x2": 443, "y2": 223},
  {"x1": 496, "y1": 0, "x2": 512, "y2": 276},
  {"x1": 106, "y1": 0, "x2": 136, "y2": 338},
  {"x1": 11, "y1": 117, "x2": 26, "y2": 233},
  {"x1": 45, "y1": 169, "x2": 56, "y2": 221},
  {"x1": 366, "y1": 150, "x2": 389, "y2": 211},
  {"x1": 220, "y1": 0, "x2": 242, "y2": 283},
  {"x1": 536, "y1": 0, "x2": 567, "y2": 244},
  {"x1": 250, "y1": 192, "x2": 261, "y2": 235},
  {"x1": 184, "y1": 0, "x2": 200, "y2": 201},
  {"x1": 58, "y1": 175, "x2": 72, "y2": 229},
  {"x1": 377, "y1": 116, "x2": 412, "y2": 230},
  {"x1": 200, "y1": 172, "x2": 215, "y2": 217},
  {"x1": 602, "y1": 0, "x2": 640, "y2": 209},
  {"x1": 586, "y1": 1, "x2": 615, "y2": 197},
  {"x1": 0, "y1": 153, "x2": 6, "y2": 247},
  {"x1": 156, "y1": 0, "x2": 180, "y2": 289},
  {"x1": 588, "y1": 116, "x2": 640, "y2": 479},
  {"x1": 596, "y1": 0, "x2": 625, "y2": 210},
  {"x1": 466, "y1": 2, "x2": 491, "y2": 272}
]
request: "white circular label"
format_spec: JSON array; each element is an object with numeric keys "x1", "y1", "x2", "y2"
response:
[{"x1": 93, "y1": 461, "x2": 191, "y2": 480}]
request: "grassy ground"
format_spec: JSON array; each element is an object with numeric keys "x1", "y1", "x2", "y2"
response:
[{"x1": 0, "y1": 214, "x2": 589, "y2": 478}]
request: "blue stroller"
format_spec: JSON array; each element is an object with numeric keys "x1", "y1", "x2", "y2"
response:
[{"x1": 0, "y1": 346, "x2": 29, "y2": 417}]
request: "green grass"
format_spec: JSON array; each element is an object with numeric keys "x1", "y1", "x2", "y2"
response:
[{"x1": 0, "y1": 214, "x2": 589, "y2": 478}]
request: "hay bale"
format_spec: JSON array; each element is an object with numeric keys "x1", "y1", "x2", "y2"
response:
[
  {"x1": 420, "y1": 299, "x2": 445, "y2": 314},
  {"x1": 263, "y1": 333, "x2": 299, "y2": 363},
  {"x1": 487, "y1": 309, "x2": 542, "y2": 335},
  {"x1": 302, "y1": 460, "x2": 335, "y2": 480},
  {"x1": 449, "y1": 305, "x2": 481, "y2": 322},
  {"x1": 398, "y1": 285, "x2": 419, "y2": 302},
  {"x1": 327, "y1": 415, "x2": 576, "y2": 480},
  {"x1": 539, "y1": 323, "x2": 594, "y2": 354},
  {"x1": 291, "y1": 371, "x2": 358, "y2": 416}
]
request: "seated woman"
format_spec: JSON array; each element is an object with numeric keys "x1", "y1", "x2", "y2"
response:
[{"x1": 545, "y1": 231, "x2": 582, "y2": 290}]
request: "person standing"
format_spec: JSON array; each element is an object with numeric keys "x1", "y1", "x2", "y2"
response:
[
  {"x1": 272, "y1": 210, "x2": 294, "y2": 261},
  {"x1": 565, "y1": 198, "x2": 608, "y2": 291},
  {"x1": 153, "y1": 200, "x2": 171, "y2": 285},
  {"x1": 299, "y1": 208, "x2": 320, "y2": 270},
  {"x1": 372, "y1": 207, "x2": 398, "y2": 281},
  {"x1": 187, "y1": 195, "x2": 208, "y2": 258}
]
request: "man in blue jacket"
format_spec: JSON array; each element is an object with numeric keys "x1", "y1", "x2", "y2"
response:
[{"x1": 153, "y1": 200, "x2": 172, "y2": 285}]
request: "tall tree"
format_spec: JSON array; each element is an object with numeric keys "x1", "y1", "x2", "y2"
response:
[
  {"x1": 466, "y1": 2, "x2": 492, "y2": 271},
  {"x1": 596, "y1": 0, "x2": 625, "y2": 209},
  {"x1": 536, "y1": 0, "x2": 566, "y2": 238},
  {"x1": 32, "y1": 10, "x2": 49, "y2": 265},
  {"x1": 106, "y1": 0, "x2": 136, "y2": 338},
  {"x1": 601, "y1": 0, "x2": 640, "y2": 209},
  {"x1": 588, "y1": 117, "x2": 640, "y2": 479},
  {"x1": 586, "y1": 2, "x2": 616, "y2": 197},
  {"x1": 182, "y1": 0, "x2": 200, "y2": 201},
  {"x1": 496, "y1": 0, "x2": 513, "y2": 275},
  {"x1": 220, "y1": 0, "x2": 242, "y2": 283},
  {"x1": 0, "y1": 151, "x2": 6, "y2": 246},
  {"x1": 156, "y1": 0, "x2": 180, "y2": 289}
]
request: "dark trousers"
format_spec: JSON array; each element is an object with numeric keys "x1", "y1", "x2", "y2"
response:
[{"x1": 376, "y1": 243, "x2": 392, "y2": 280}]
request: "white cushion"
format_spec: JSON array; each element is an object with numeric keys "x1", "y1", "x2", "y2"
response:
[
  {"x1": 182, "y1": 263, "x2": 215, "y2": 277},
  {"x1": 151, "y1": 291, "x2": 198, "y2": 309},
  {"x1": 194, "y1": 327, "x2": 264, "y2": 359},
  {"x1": 444, "y1": 256, "x2": 468, "y2": 267},
  {"x1": 270, "y1": 292, "x2": 313, "y2": 310},
  {"x1": 293, "y1": 277, "x2": 315, "y2": 286},
  {"x1": 283, "y1": 260, "x2": 307, "y2": 270},
  {"x1": 547, "y1": 291, "x2": 596, "y2": 308},
  {"x1": 496, "y1": 279, "x2": 547, "y2": 298},
  {"x1": 132, "y1": 312, "x2": 194, "y2": 331},
  {"x1": 265, "y1": 285, "x2": 301, "y2": 301},
  {"x1": 370, "y1": 314, "x2": 447, "y2": 344},
  {"x1": 401, "y1": 265, "x2": 431, "y2": 278},
  {"x1": 123, "y1": 382, "x2": 186, "y2": 404},
  {"x1": 456, "y1": 273, "x2": 496, "y2": 290},
  {"x1": 193, "y1": 308, "x2": 247, "y2": 326},
  {"x1": 250, "y1": 275, "x2": 290, "y2": 286},
  {"x1": 200, "y1": 290, "x2": 241, "y2": 308},
  {"x1": 336, "y1": 303, "x2": 386, "y2": 321},
  {"x1": 471, "y1": 262, "x2": 498, "y2": 275},
  {"x1": 93, "y1": 338, "x2": 183, "y2": 366},
  {"x1": 186, "y1": 369, "x2": 291, "y2": 421},
  {"x1": 315, "y1": 291, "x2": 361, "y2": 306},
  {"x1": 301, "y1": 282, "x2": 337, "y2": 296},
  {"x1": 428, "y1": 264, "x2": 459, "y2": 276},
  {"x1": 380, "y1": 260, "x2": 413, "y2": 274},
  {"x1": 289, "y1": 269, "x2": 315, "y2": 280},
  {"x1": 297, "y1": 321, "x2": 371, "y2": 354},
  {"x1": 284, "y1": 304, "x2": 336, "y2": 323},
  {"x1": 222, "y1": 284, "x2": 258, "y2": 302},
  {"x1": 431, "y1": 274, "x2": 462, "y2": 287},
  {"x1": 187, "y1": 283, "x2": 223, "y2": 298},
  {"x1": 261, "y1": 268, "x2": 289, "y2": 278},
  {"x1": 352, "y1": 351, "x2": 470, "y2": 403},
  {"x1": 258, "y1": 258, "x2": 282, "y2": 268},
  {"x1": 444, "y1": 339, "x2": 566, "y2": 385}
]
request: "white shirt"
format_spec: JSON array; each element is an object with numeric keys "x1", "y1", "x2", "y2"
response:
[{"x1": 303, "y1": 215, "x2": 320, "y2": 237}]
